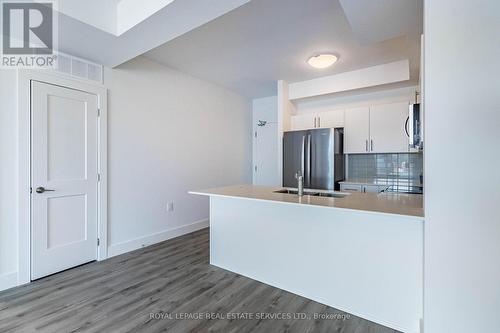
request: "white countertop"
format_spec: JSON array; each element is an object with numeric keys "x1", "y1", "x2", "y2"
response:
[{"x1": 190, "y1": 184, "x2": 424, "y2": 219}]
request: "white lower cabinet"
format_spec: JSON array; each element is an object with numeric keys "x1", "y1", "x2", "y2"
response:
[
  {"x1": 340, "y1": 183, "x2": 388, "y2": 193},
  {"x1": 363, "y1": 185, "x2": 382, "y2": 193},
  {"x1": 340, "y1": 184, "x2": 363, "y2": 192}
]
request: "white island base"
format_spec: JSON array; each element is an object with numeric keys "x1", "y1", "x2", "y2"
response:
[{"x1": 195, "y1": 189, "x2": 423, "y2": 333}]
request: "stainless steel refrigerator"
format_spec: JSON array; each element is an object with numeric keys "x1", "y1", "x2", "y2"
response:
[{"x1": 283, "y1": 128, "x2": 344, "y2": 190}]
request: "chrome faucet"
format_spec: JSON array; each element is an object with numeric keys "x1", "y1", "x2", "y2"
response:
[{"x1": 295, "y1": 171, "x2": 304, "y2": 196}]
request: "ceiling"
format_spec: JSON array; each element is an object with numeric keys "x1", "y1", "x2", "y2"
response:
[
  {"x1": 55, "y1": 0, "x2": 251, "y2": 67},
  {"x1": 57, "y1": 0, "x2": 177, "y2": 36},
  {"x1": 143, "y1": 0, "x2": 423, "y2": 99},
  {"x1": 57, "y1": 0, "x2": 118, "y2": 35}
]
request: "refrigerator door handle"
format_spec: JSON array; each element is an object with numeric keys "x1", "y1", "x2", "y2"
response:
[
  {"x1": 301, "y1": 135, "x2": 305, "y2": 178},
  {"x1": 306, "y1": 133, "x2": 312, "y2": 187}
]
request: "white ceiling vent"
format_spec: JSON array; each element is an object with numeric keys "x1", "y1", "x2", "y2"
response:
[{"x1": 55, "y1": 53, "x2": 103, "y2": 84}]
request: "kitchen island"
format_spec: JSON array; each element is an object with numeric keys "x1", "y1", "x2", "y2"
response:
[{"x1": 190, "y1": 185, "x2": 424, "y2": 333}]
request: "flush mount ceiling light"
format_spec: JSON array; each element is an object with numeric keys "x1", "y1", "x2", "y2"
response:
[{"x1": 307, "y1": 54, "x2": 338, "y2": 69}]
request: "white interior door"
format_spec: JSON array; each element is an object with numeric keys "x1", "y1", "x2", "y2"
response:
[
  {"x1": 254, "y1": 123, "x2": 279, "y2": 186},
  {"x1": 31, "y1": 80, "x2": 99, "y2": 280},
  {"x1": 369, "y1": 102, "x2": 409, "y2": 153}
]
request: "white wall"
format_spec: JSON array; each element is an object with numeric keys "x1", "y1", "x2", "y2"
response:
[
  {"x1": 0, "y1": 70, "x2": 18, "y2": 289},
  {"x1": 424, "y1": 1, "x2": 500, "y2": 332},
  {"x1": 252, "y1": 96, "x2": 279, "y2": 186},
  {"x1": 0, "y1": 56, "x2": 251, "y2": 290},
  {"x1": 105, "y1": 57, "x2": 252, "y2": 255},
  {"x1": 277, "y1": 80, "x2": 295, "y2": 185}
]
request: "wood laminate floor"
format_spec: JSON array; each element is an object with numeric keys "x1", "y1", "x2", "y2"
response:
[{"x1": 0, "y1": 228, "x2": 400, "y2": 333}]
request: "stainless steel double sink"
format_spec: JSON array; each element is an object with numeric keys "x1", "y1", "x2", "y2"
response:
[{"x1": 274, "y1": 189, "x2": 348, "y2": 198}]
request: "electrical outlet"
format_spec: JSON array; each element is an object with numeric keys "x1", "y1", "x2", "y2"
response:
[{"x1": 167, "y1": 201, "x2": 174, "y2": 212}]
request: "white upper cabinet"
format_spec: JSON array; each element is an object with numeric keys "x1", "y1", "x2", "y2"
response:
[
  {"x1": 369, "y1": 102, "x2": 409, "y2": 153},
  {"x1": 290, "y1": 113, "x2": 316, "y2": 130},
  {"x1": 344, "y1": 106, "x2": 370, "y2": 153},
  {"x1": 344, "y1": 102, "x2": 409, "y2": 154},
  {"x1": 291, "y1": 109, "x2": 345, "y2": 130},
  {"x1": 317, "y1": 109, "x2": 344, "y2": 128},
  {"x1": 291, "y1": 102, "x2": 410, "y2": 154}
]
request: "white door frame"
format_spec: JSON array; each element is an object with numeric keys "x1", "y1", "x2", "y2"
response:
[{"x1": 17, "y1": 69, "x2": 108, "y2": 285}]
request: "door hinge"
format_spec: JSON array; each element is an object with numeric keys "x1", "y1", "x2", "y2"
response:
[
  {"x1": 254, "y1": 131, "x2": 257, "y2": 138},
  {"x1": 97, "y1": 173, "x2": 101, "y2": 182},
  {"x1": 97, "y1": 108, "x2": 101, "y2": 117},
  {"x1": 30, "y1": 187, "x2": 32, "y2": 194},
  {"x1": 97, "y1": 238, "x2": 100, "y2": 246}
]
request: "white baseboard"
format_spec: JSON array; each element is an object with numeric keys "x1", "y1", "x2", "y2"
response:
[
  {"x1": 0, "y1": 272, "x2": 18, "y2": 292},
  {"x1": 107, "y1": 219, "x2": 209, "y2": 258}
]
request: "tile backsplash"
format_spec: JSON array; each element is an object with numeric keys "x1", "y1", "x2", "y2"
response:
[{"x1": 347, "y1": 153, "x2": 423, "y2": 189}]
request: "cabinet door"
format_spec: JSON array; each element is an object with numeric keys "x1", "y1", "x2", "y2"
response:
[
  {"x1": 344, "y1": 107, "x2": 370, "y2": 154},
  {"x1": 340, "y1": 184, "x2": 362, "y2": 192},
  {"x1": 363, "y1": 185, "x2": 381, "y2": 193},
  {"x1": 291, "y1": 114, "x2": 316, "y2": 130},
  {"x1": 317, "y1": 109, "x2": 344, "y2": 128},
  {"x1": 369, "y1": 102, "x2": 409, "y2": 153}
]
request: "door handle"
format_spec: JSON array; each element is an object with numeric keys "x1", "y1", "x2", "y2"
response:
[
  {"x1": 370, "y1": 139, "x2": 374, "y2": 151},
  {"x1": 314, "y1": 117, "x2": 317, "y2": 128},
  {"x1": 318, "y1": 117, "x2": 321, "y2": 127},
  {"x1": 365, "y1": 140, "x2": 368, "y2": 152},
  {"x1": 36, "y1": 187, "x2": 55, "y2": 193}
]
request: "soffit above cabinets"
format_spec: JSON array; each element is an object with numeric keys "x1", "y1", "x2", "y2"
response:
[{"x1": 288, "y1": 60, "x2": 410, "y2": 100}]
